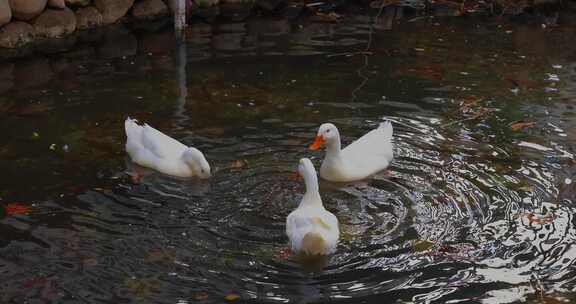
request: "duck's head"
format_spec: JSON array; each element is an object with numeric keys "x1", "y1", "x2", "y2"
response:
[
  {"x1": 309, "y1": 123, "x2": 339, "y2": 150},
  {"x1": 298, "y1": 158, "x2": 316, "y2": 177},
  {"x1": 183, "y1": 147, "x2": 211, "y2": 179}
]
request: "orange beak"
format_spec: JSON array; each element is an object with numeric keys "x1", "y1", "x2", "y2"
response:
[
  {"x1": 309, "y1": 135, "x2": 325, "y2": 150},
  {"x1": 292, "y1": 171, "x2": 301, "y2": 181}
]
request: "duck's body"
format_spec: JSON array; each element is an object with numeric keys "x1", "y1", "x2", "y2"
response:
[
  {"x1": 310, "y1": 121, "x2": 393, "y2": 182},
  {"x1": 124, "y1": 118, "x2": 210, "y2": 178},
  {"x1": 286, "y1": 158, "x2": 339, "y2": 256}
]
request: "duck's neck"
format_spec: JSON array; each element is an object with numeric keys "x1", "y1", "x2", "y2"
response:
[
  {"x1": 325, "y1": 135, "x2": 342, "y2": 160},
  {"x1": 301, "y1": 169, "x2": 321, "y2": 206}
]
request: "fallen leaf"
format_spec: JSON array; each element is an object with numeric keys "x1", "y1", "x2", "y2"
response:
[
  {"x1": 312, "y1": 12, "x2": 341, "y2": 22},
  {"x1": 524, "y1": 212, "x2": 555, "y2": 225},
  {"x1": 225, "y1": 293, "x2": 241, "y2": 301},
  {"x1": 412, "y1": 240, "x2": 434, "y2": 252},
  {"x1": 231, "y1": 160, "x2": 248, "y2": 169},
  {"x1": 510, "y1": 121, "x2": 535, "y2": 131},
  {"x1": 5, "y1": 203, "x2": 32, "y2": 216}
]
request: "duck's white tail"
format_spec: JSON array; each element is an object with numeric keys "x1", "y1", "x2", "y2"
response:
[
  {"x1": 125, "y1": 117, "x2": 143, "y2": 140},
  {"x1": 301, "y1": 232, "x2": 327, "y2": 255},
  {"x1": 378, "y1": 121, "x2": 393, "y2": 141}
]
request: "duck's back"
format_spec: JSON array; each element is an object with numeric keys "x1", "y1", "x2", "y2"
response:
[{"x1": 286, "y1": 206, "x2": 339, "y2": 255}]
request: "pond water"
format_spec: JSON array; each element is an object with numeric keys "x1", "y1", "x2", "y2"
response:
[{"x1": 1, "y1": 10, "x2": 576, "y2": 304}]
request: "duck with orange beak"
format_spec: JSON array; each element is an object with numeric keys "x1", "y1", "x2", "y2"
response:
[{"x1": 309, "y1": 121, "x2": 394, "y2": 182}]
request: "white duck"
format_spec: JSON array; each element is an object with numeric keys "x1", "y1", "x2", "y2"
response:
[
  {"x1": 286, "y1": 158, "x2": 339, "y2": 256},
  {"x1": 309, "y1": 121, "x2": 393, "y2": 182},
  {"x1": 124, "y1": 118, "x2": 211, "y2": 178}
]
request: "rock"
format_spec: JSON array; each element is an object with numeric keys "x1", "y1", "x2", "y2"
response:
[
  {"x1": 65, "y1": 0, "x2": 89, "y2": 7},
  {"x1": 33, "y1": 8, "x2": 76, "y2": 38},
  {"x1": 132, "y1": 0, "x2": 168, "y2": 19},
  {"x1": 0, "y1": 21, "x2": 33, "y2": 48},
  {"x1": 0, "y1": 0, "x2": 11, "y2": 27},
  {"x1": 75, "y1": 6, "x2": 102, "y2": 29},
  {"x1": 94, "y1": 0, "x2": 134, "y2": 24},
  {"x1": 9, "y1": 0, "x2": 47, "y2": 21},
  {"x1": 48, "y1": 0, "x2": 65, "y2": 9}
]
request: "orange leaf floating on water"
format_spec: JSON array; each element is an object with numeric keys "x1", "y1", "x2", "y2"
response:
[
  {"x1": 524, "y1": 212, "x2": 555, "y2": 225},
  {"x1": 312, "y1": 12, "x2": 341, "y2": 23},
  {"x1": 231, "y1": 159, "x2": 248, "y2": 169},
  {"x1": 5, "y1": 203, "x2": 32, "y2": 215},
  {"x1": 510, "y1": 121, "x2": 536, "y2": 131},
  {"x1": 225, "y1": 293, "x2": 241, "y2": 301}
]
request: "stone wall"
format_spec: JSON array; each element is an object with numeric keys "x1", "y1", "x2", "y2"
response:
[
  {"x1": 0, "y1": 0, "x2": 571, "y2": 50},
  {"x1": 0, "y1": 0, "x2": 176, "y2": 48}
]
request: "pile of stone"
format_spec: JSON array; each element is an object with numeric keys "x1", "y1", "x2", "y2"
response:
[{"x1": 0, "y1": 0, "x2": 171, "y2": 48}]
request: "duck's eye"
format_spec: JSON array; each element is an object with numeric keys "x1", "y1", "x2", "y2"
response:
[
  {"x1": 326, "y1": 129, "x2": 331, "y2": 133},
  {"x1": 201, "y1": 169, "x2": 205, "y2": 173}
]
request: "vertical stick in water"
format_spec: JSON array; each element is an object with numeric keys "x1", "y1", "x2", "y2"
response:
[{"x1": 174, "y1": 0, "x2": 186, "y2": 37}]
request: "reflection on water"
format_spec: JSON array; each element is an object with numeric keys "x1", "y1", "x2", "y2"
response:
[{"x1": 1, "y1": 12, "x2": 576, "y2": 304}]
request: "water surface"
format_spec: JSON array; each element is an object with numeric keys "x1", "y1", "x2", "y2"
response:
[{"x1": 1, "y1": 13, "x2": 576, "y2": 304}]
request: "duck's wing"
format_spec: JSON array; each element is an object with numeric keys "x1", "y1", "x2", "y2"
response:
[
  {"x1": 322, "y1": 212, "x2": 339, "y2": 233},
  {"x1": 287, "y1": 211, "x2": 337, "y2": 233},
  {"x1": 342, "y1": 121, "x2": 394, "y2": 166},
  {"x1": 141, "y1": 124, "x2": 187, "y2": 159}
]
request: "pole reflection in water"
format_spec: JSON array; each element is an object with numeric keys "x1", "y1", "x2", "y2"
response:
[{"x1": 174, "y1": 32, "x2": 188, "y2": 128}]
